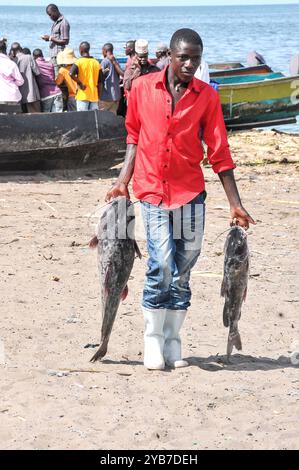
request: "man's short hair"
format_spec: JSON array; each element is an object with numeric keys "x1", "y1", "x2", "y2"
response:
[
  {"x1": 80, "y1": 41, "x2": 90, "y2": 51},
  {"x1": 170, "y1": 28, "x2": 203, "y2": 52},
  {"x1": 46, "y1": 3, "x2": 59, "y2": 12},
  {"x1": 126, "y1": 40, "x2": 135, "y2": 47},
  {"x1": 103, "y1": 43, "x2": 113, "y2": 52},
  {"x1": 33, "y1": 48, "x2": 43, "y2": 59}
]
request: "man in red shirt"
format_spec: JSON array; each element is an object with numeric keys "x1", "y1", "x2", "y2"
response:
[{"x1": 106, "y1": 29, "x2": 255, "y2": 371}]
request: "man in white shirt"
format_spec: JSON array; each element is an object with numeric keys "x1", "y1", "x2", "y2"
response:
[{"x1": 0, "y1": 38, "x2": 24, "y2": 109}]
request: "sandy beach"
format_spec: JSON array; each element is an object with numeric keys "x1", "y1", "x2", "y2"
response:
[{"x1": 0, "y1": 130, "x2": 298, "y2": 450}]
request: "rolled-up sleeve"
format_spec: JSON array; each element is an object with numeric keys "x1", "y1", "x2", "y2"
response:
[
  {"x1": 203, "y1": 91, "x2": 236, "y2": 174},
  {"x1": 125, "y1": 82, "x2": 141, "y2": 145}
]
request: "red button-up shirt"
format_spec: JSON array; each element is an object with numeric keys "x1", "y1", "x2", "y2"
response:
[{"x1": 126, "y1": 66, "x2": 235, "y2": 209}]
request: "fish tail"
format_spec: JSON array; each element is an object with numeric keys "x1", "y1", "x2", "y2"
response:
[
  {"x1": 90, "y1": 340, "x2": 108, "y2": 363},
  {"x1": 227, "y1": 331, "x2": 242, "y2": 360}
]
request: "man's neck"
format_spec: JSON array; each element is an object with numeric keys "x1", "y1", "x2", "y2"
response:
[{"x1": 167, "y1": 66, "x2": 189, "y2": 90}]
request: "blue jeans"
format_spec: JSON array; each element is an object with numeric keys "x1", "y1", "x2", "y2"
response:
[
  {"x1": 76, "y1": 100, "x2": 99, "y2": 111},
  {"x1": 41, "y1": 94, "x2": 63, "y2": 113},
  {"x1": 141, "y1": 193, "x2": 206, "y2": 311}
]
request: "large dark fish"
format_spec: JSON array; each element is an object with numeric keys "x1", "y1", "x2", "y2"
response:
[
  {"x1": 89, "y1": 197, "x2": 141, "y2": 362},
  {"x1": 221, "y1": 226, "x2": 249, "y2": 362}
]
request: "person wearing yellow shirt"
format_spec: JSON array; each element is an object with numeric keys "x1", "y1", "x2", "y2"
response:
[{"x1": 70, "y1": 41, "x2": 101, "y2": 111}]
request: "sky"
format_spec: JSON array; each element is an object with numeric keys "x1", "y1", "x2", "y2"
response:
[{"x1": 0, "y1": 0, "x2": 298, "y2": 6}]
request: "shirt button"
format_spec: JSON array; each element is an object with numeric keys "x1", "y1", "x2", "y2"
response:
[
  {"x1": 163, "y1": 180, "x2": 166, "y2": 184},
  {"x1": 166, "y1": 115, "x2": 170, "y2": 119},
  {"x1": 166, "y1": 149, "x2": 170, "y2": 152},
  {"x1": 164, "y1": 165, "x2": 168, "y2": 168}
]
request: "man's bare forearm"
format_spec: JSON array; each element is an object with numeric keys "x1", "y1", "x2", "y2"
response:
[
  {"x1": 218, "y1": 169, "x2": 255, "y2": 228},
  {"x1": 117, "y1": 144, "x2": 137, "y2": 185},
  {"x1": 218, "y1": 169, "x2": 242, "y2": 208}
]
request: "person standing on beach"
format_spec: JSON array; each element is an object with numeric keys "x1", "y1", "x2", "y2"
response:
[
  {"x1": 56, "y1": 48, "x2": 78, "y2": 111},
  {"x1": 124, "y1": 40, "x2": 136, "y2": 70},
  {"x1": 11, "y1": 42, "x2": 41, "y2": 113},
  {"x1": 0, "y1": 38, "x2": 24, "y2": 109},
  {"x1": 70, "y1": 41, "x2": 101, "y2": 112},
  {"x1": 105, "y1": 28, "x2": 255, "y2": 371},
  {"x1": 99, "y1": 43, "x2": 124, "y2": 115},
  {"x1": 41, "y1": 4, "x2": 70, "y2": 75},
  {"x1": 123, "y1": 39, "x2": 159, "y2": 95},
  {"x1": 33, "y1": 49, "x2": 63, "y2": 113}
]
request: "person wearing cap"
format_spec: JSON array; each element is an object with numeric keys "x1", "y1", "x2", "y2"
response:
[
  {"x1": 56, "y1": 48, "x2": 77, "y2": 111},
  {"x1": 124, "y1": 40, "x2": 136, "y2": 70},
  {"x1": 33, "y1": 49, "x2": 63, "y2": 112},
  {"x1": 0, "y1": 38, "x2": 24, "y2": 110},
  {"x1": 123, "y1": 39, "x2": 159, "y2": 95},
  {"x1": 155, "y1": 43, "x2": 170, "y2": 70},
  {"x1": 99, "y1": 43, "x2": 124, "y2": 115},
  {"x1": 105, "y1": 28, "x2": 255, "y2": 371}
]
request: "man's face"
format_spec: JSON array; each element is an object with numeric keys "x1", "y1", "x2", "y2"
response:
[
  {"x1": 47, "y1": 9, "x2": 60, "y2": 21},
  {"x1": 137, "y1": 53, "x2": 148, "y2": 66},
  {"x1": 125, "y1": 43, "x2": 134, "y2": 56},
  {"x1": 170, "y1": 41, "x2": 202, "y2": 83},
  {"x1": 102, "y1": 47, "x2": 107, "y2": 58}
]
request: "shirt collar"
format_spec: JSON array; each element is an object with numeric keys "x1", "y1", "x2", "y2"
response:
[
  {"x1": 55, "y1": 15, "x2": 64, "y2": 24},
  {"x1": 155, "y1": 65, "x2": 205, "y2": 94}
]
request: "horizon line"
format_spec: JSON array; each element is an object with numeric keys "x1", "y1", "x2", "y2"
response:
[{"x1": 0, "y1": 2, "x2": 298, "y2": 6}]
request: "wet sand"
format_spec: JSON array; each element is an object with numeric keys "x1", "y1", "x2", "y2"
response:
[{"x1": 0, "y1": 130, "x2": 298, "y2": 450}]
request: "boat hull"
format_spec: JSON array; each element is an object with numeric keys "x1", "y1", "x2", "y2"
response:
[
  {"x1": 220, "y1": 75, "x2": 299, "y2": 129},
  {"x1": 210, "y1": 64, "x2": 272, "y2": 78},
  {"x1": 0, "y1": 110, "x2": 126, "y2": 172}
]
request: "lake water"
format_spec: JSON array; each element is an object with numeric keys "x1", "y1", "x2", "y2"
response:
[{"x1": 1, "y1": 4, "x2": 298, "y2": 131}]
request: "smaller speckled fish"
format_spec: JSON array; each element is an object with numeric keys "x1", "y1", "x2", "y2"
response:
[{"x1": 221, "y1": 226, "x2": 249, "y2": 362}]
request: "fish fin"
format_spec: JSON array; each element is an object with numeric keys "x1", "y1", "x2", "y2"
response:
[
  {"x1": 223, "y1": 301, "x2": 230, "y2": 328},
  {"x1": 121, "y1": 285, "x2": 128, "y2": 301},
  {"x1": 221, "y1": 277, "x2": 227, "y2": 297},
  {"x1": 134, "y1": 240, "x2": 142, "y2": 259},
  {"x1": 89, "y1": 236, "x2": 98, "y2": 249}
]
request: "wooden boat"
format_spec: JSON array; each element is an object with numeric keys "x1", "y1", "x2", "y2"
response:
[
  {"x1": 210, "y1": 64, "x2": 272, "y2": 78},
  {"x1": 219, "y1": 74, "x2": 299, "y2": 130},
  {"x1": 208, "y1": 62, "x2": 243, "y2": 70},
  {"x1": 0, "y1": 109, "x2": 126, "y2": 172},
  {"x1": 215, "y1": 72, "x2": 283, "y2": 85}
]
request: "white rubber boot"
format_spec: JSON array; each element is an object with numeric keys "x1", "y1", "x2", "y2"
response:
[
  {"x1": 164, "y1": 309, "x2": 189, "y2": 368},
  {"x1": 143, "y1": 308, "x2": 166, "y2": 370}
]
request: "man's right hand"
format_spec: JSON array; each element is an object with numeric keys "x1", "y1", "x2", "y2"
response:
[{"x1": 105, "y1": 183, "x2": 130, "y2": 202}]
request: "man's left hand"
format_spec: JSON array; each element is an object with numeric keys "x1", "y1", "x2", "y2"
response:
[
  {"x1": 230, "y1": 206, "x2": 256, "y2": 230},
  {"x1": 41, "y1": 35, "x2": 50, "y2": 42}
]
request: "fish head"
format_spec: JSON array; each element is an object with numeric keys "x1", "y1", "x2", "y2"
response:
[
  {"x1": 225, "y1": 226, "x2": 248, "y2": 258},
  {"x1": 99, "y1": 197, "x2": 136, "y2": 240}
]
